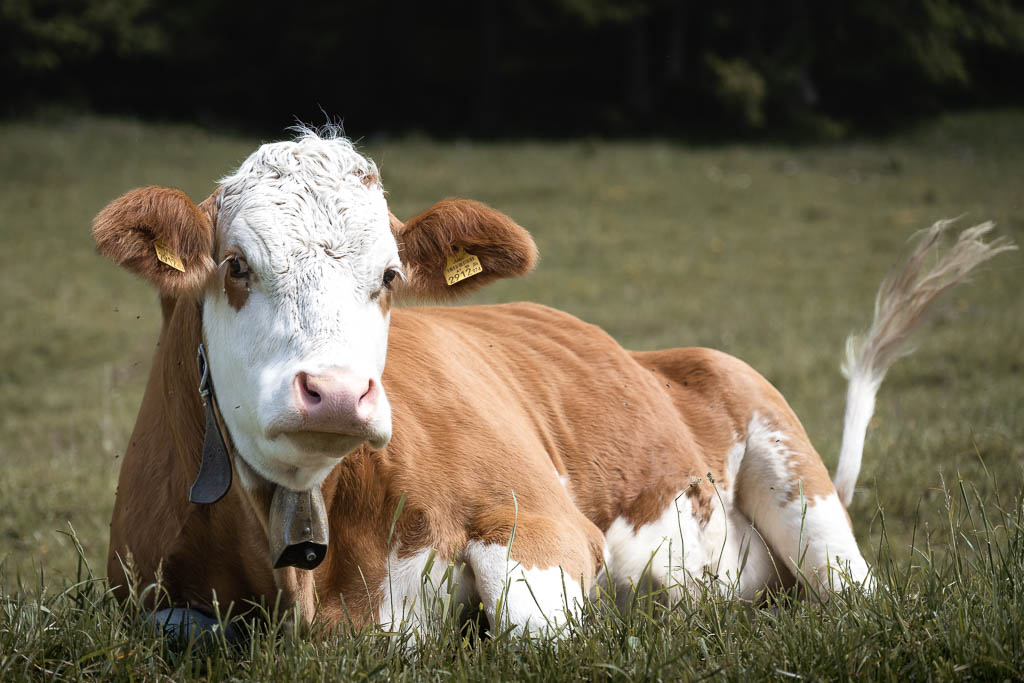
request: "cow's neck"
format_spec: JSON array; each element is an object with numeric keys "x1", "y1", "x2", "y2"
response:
[
  {"x1": 157, "y1": 294, "x2": 208, "y2": 493},
  {"x1": 158, "y1": 296, "x2": 328, "y2": 624}
]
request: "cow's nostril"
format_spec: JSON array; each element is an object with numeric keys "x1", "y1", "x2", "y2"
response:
[
  {"x1": 359, "y1": 378, "x2": 375, "y2": 404},
  {"x1": 356, "y1": 378, "x2": 379, "y2": 414},
  {"x1": 297, "y1": 372, "x2": 322, "y2": 405}
]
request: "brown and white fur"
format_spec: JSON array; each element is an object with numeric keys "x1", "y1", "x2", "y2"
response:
[{"x1": 95, "y1": 128, "x2": 1015, "y2": 637}]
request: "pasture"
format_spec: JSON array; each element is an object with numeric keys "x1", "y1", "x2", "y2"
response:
[{"x1": 1, "y1": 112, "x2": 1022, "y2": 679}]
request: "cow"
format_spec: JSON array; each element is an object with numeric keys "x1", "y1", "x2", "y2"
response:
[{"x1": 94, "y1": 127, "x2": 1014, "y2": 639}]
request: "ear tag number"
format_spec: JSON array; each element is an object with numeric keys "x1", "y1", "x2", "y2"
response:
[
  {"x1": 153, "y1": 239, "x2": 185, "y2": 272},
  {"x1": 444, "y1": 246, "x2": 483, "y2": 286}
]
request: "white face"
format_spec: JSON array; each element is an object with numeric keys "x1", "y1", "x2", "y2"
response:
[{"x1": 202, "y1": 131, "x2": 401, "y2": 491}]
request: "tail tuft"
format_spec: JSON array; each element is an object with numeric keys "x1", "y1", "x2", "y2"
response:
[{"x1": 834, "y1": 219, "x2": 1016, "y2": 506}]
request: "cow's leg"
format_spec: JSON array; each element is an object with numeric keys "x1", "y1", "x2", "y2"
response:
[
  {"x1": 464, "y1": 510, "x2": 602, "y2": 638},
  {"x1": 273, "y1": 566, "x2": 317, "y2": 630},
  {"x1": 737, "y1": 413, "x2": 871, "y2": 595},
  {"x1": 600, "y1": 491, "x2": 718, "y2": 607},
  {"x1": 712, "y1": 506, "x2": 793, "y2": 600},
  {"x1": 599, "y1": 484, "x2": 785, "y2": 606},
  {"x1": 377, "y1": 546, "x2": 469, "y2": 638}
]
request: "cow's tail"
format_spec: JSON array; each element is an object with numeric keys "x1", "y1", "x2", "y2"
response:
[{"x1": 833, "y1": 219, "x2": 1015, "y2": 507}]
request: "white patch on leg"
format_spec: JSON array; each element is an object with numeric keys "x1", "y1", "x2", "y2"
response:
[
  {"x1": 714, "y1": 509, "x2": 784, "y2": 599},
  {"x1": 739, "y1": 414, "x2": 871, "y2": 595},
  {"x1": 742, "y1": 414, "x2": 803, "y2": 508},
  {"x1": 598, "y1": 435, "x2": 793, "y2": 605},
  {"x1": 777, "y1": 492, "x2": 871, "y2": 593},
  {"x1": 602, "y1": 489, "x2": 734, "y2": 603},
  {"x1": 706, "y1": 438, "x2": 787, "y2": 597},
  {"x1": 463, "y1": 541, "x2": 584, "y2": 637},
  {"x1": 724, "y1": 439, "x2": 745, "y2": 496},
  {"x1": 377, "y1": 547, "x2": 468, "y2": 635}
]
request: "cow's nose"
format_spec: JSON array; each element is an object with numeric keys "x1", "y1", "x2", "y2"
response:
[{"x1": 294, "y1": 369, "x2": 378, "y2": 432}]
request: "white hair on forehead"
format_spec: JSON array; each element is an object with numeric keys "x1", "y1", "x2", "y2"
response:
[
  {"x1": 217, "y1": 124, "x2": 381, "y2": 231},
  {"x1": 287, "y1": 120, "x2": 347, "y2": 143}
]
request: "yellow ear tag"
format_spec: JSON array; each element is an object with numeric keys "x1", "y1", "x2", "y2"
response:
[
  {"x1": 444, "y1": 246, "x2": 483, "y2": 286},
  {"x1": 153, "y1": 239, "x2": 185, "y2": 272}
]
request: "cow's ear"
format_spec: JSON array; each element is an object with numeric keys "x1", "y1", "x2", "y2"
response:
[
  {"x1": 391, "y1": 198, "x2": 538, "y2": 300},
  {"x1": 92, "y1": 186, "x2": 218, "y2": 297}
]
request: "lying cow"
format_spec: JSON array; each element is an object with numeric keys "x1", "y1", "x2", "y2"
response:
[{"x1": 95, "y1": 127, "x2": 1013, "y2": 638}]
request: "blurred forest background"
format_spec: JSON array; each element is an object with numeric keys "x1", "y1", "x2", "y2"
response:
[{"x1": 3, "y1": 0, "x2": 1023, "y2": 139}]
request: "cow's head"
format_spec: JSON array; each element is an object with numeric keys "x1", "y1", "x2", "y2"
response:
[{"x1": 93, "y1": 128, "x2": 537, "y2": 492}]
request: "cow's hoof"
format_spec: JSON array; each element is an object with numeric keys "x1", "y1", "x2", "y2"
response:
[{"x1": 150, "y1": 608, "x2": 240, "y2": 642}]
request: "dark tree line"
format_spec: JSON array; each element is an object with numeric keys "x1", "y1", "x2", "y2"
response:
[{"x1": 2, "y1": 0, "x2": 1023, "y2": 138}]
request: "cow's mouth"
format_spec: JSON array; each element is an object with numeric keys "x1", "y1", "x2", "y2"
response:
[
  {"x1": 276, "y1": 427, "x2": 389, "y2": 454},
  {"x1": 281, "y1": 430, "x2": 365, "y2": 455}
]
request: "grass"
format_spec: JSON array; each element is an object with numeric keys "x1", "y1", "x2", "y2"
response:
[
  {"x1": 2, "y1": 481, "x2": 1022, "y2": 679},
  {"x1": 1, "y1": 111, "x2": 1022, "y2": 679}
]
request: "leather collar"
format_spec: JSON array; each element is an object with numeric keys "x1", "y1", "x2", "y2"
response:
[{"x1": 189, "y1": 342, "x2": 233, "y2": 504}]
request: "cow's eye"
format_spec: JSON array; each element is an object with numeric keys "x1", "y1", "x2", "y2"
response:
[
  {"x1": 382, "y1": 268, "x2": 399, "y2": 289},
  {"x1": 228, "y1": 256, "x2": 249, "y2": 279}
]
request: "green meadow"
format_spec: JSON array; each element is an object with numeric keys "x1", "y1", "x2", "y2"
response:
[{"x1": 1, "y1": 112, "x2": 1022, "y2": 679}]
